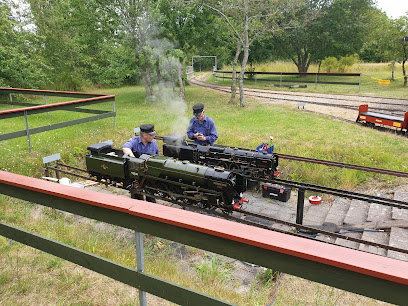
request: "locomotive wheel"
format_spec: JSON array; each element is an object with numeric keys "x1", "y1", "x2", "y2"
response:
[
  {"x1": 155, "y1": 182, "x2": 168, "y2": 198},
  {"x1": 168, "y1": 185, "x2": 182, "y2": 201},
  {"x1": 228, "y1": 163, "x2": 239, "y2": 171},
  {"x1": 218, "y1": 162, "x2": 228, "y2": 170}
]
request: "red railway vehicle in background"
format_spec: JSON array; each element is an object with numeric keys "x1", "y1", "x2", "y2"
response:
[{"x1": 356, "y1": 104, "x2": 408, "y2": 134}]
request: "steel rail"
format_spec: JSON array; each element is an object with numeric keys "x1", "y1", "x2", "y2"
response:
[
  {"x1": 190, "y1": 78, "x2": 408, "y2": 106},
  {"x1": 127, "y1": 189, "x2": 408, "y2": 256},
  {"x1": 266, "y1": 177, "x2": 408, "y2": 209},
  {"x1": 43, "y1": 163, "x2": 408, "y2": 255},
  {"x1": 46, "y1": 166, "x2": 98, "y2": 182},
  {"x1": 156, "y1": 136, "x2": 408, "y2": 178},
  {"x1": 276, "y1": 153, "x2": 408, "y2": 178},
  {"x1": 189, "y1": 78, "x2": 408, "y2": 115}
]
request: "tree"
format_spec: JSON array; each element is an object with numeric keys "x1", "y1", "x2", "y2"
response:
[
  {"x1": 273, "y1": 0, "x2": 375, "y2": 73},
  {"x1": 28, "y1": 0, "x2": 128, "y2": 90},
  {"x1": 198, "y1": 0, "x2": 302, "y2": 107},
  {"x1": 0, "y1": 0, "x2": 47, "y2": 88},
  {"x1": 158, "y1": 0, "x2": 233, "y2": 102}
]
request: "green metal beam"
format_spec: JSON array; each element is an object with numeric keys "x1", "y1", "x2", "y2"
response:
[
  {"x1": 0, "y1": 182, "x2": 407, "y2": 304},
  {"x1": 0, "y1": 222, "x2": 232, "y2": 306},
  {"x1": 0, "y1": 98, "x2": 115, "y2": 119},
  {"x1": 0, "y1": 100, "x2": 109, "y2": 115},
  {"x1": 0, "y1": 112, "x2": 115, "y2": 141}
]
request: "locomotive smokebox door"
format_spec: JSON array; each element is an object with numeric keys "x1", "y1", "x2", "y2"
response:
[{"x1": 261, "y1": 183, "x2": 291, "y2": 202}]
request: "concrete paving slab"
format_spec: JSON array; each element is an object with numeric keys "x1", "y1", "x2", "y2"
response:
[
  {"x1": 359, "y1": 230, "x2": 388, "y2": 256},
  {"x1": 335, "y1": 232, "x2": 361, "y2": 249},
  {"x1": 303, "y1": 202, "x2": 330, "y2": 226},
  {"x1": 392, "y1": 191, "x2": 408, "y2": 221},
  {"x1": 367, "y1": 203, "x2": 392, "y2": 222},
  {"x1": 324, "y1": 198, "x2": 350, "y2": 226},
  {"x1": 388, "y1": 227, "x2": 408, "y2": 261},
  {"x1": 343, "y1": 200, "x2": 369, "y2": 225}
]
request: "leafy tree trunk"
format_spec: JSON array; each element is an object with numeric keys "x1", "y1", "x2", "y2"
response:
[
  {"x1": 145, "y1": 65, "x2": 155, "y2": 101},
  {"x1": 239, "y1": 44, "x2": 249, "y2": 107},
  {"x1": 136, "y1": 60, "x2": 150, "y2": 98},
  {"x1": 177, "y1": 62, "x2": 185, "y2": 102},
  {"x1": 391, "y1": 55, "x2": 396, "y2": 80},
  {"x1": 155, "y1": 57, "x2": 164, "y2": 97},
  {"x1": 230, "y1": 42, "x2": 241, "y2": 104},
  {"x1": 141, "y1": 47, "x2": 155, "y2": 101},
  {"x1": 238, "y1": 1, "x2": 249, "y2": 108},
  {"x1": 295, "y1": 46, "x2": 311, "y2": 73}
]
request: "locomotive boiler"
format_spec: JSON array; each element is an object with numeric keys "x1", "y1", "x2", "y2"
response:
[
  {"x1": 85, "y1": 141, "x2": 246, "y2": 212},
  {"x1": 162, "y1": 134, "x2": 279, "y2": 179}
]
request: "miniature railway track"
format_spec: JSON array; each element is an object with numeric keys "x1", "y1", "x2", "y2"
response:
[
  {"x1": 46, "y1": 162, "x2": 408, "y2": 257},
  {"x1": 155, "y1": 136, "x2": 408, "y2": 178},
  {"x1": 189, "y1": 77, "x2": 408, "y2": 117}
]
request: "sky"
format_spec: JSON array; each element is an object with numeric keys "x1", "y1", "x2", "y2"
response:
[{"x1": 376, "y1": 0, "x2": 408, "y2": 19}]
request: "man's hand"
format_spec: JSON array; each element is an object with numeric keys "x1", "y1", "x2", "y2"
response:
[
  {"x1": 122, "y1": 147, "x2": 135, "y2": 157},
  {"x1": 197, "y1": 134, "x2": 206, "y2": 141}
]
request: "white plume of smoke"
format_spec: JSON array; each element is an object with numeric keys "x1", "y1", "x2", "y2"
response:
[
  {"x1": 157, "y1": 84, "x2": 189, "y2": 136},
  {"x1": 147, "y1": 30, "x2": 189, "y2": 136}
]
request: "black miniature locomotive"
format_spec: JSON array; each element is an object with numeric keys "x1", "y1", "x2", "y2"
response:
[
  {"x1": 162, "y1": 134, "x2": 279, "y2": 179},
  {"x1": 85, "y1": 141, "x2": 246, "y2": 212}
]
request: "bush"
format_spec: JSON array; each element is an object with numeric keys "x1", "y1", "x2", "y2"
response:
[
  {"x1": 321, "y1": 55, "x2": 359, "y2": 73},
  {"x1": 321, "y1": 57, "x2": 338, "y2": 72},
  {"x1": 338, "y1": 54, "x2": 359, "y2": 72}
]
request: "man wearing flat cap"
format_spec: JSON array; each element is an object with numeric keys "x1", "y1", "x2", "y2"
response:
[
  {"x1": 122, "y1": 124, "x2": 159, "y2": 157},
  {"x1": 187, "y1": 103, "x2": 218, "y2": 146}
]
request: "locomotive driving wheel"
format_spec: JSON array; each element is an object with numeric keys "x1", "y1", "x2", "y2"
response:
[{"x1": 155, "y1": 181, "x2": 169, "y2": 198}]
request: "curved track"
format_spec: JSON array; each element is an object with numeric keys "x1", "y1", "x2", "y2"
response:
[{"x1": 190, "y1": 77, "x2": 408, "y2": 117}]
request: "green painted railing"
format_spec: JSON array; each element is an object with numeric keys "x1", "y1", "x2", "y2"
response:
[
  {"x1": 0, "y1": 171, "x2": 407, "y2": 304},
  {"x1": 0, "y1": 87, "x2": 116, "y2": 152}
]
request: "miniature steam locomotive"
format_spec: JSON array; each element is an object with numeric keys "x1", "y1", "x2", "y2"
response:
[
  {"x1": 162, "y1": 134, "x2": 279, "y2": 179},
  {"x1": 85, "y1": 142, "x2": 246, "y2": 212}
]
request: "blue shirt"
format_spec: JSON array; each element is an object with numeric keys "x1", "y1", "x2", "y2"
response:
[
  {"x1": 122, "y1": 136, "x2": 159, "y2": 155},
  {"x1": 187, "y1": 115, "x2": 218, "y2": 146}
]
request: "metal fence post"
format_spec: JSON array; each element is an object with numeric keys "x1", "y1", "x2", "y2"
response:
[
  {"x1": 280, "y1": 73, "x2": 282, "y2": 87},
  {"x1": 135, "y1": 232, "x2": 147, "y2": 306},
  {"x1": 255, "y1": 73, "x2": 257, "y2": 84},
  {"x1": 9, "y1": 93, "x2": 13, "y2": 109},
  {"x1": 24, "y1": 111, "x2": 32, "y2": 152},
  {"x1": 296, "y1": 188, "x2": 305, "y2": 225},
  {"x1": 315, "y1": 73, "x2": 318, "y2": 89},
  {"x1": 113, "y1": 100, "x2": 116, "y2": 128},
  {"x1": 358, "y1": 74, "x2": 362, "y2": 92},
  {"x1": 44, "y1": 96, "x2": 49, "y2": 119}
]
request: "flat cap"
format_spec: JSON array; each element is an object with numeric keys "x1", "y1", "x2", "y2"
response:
[
  {"x1": 193, "y1": 103, "x2": 204, "y2": 116},
  {"x1": 140, "y1": 124, "x2": 156, "y2": 135}
]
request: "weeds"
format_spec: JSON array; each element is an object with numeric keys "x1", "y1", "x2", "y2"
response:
[
  {"x1": 257, "y1": 268, "x2": 280, "y2": 286},
  {"x1": 195, "y1": 255, "x2": 232, "y2": 284}
]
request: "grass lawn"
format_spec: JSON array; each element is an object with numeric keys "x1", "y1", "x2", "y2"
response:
[{"x1": 0, "y1": 81, "x2": 406, "y2": 305}]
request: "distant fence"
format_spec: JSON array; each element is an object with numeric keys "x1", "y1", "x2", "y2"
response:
[
  {"x1": 0, "y1": 87, "x2": 116, "y2": 152},
  {"x1": 214, "y1": 71, "x2": 362, "y2": 91}
]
